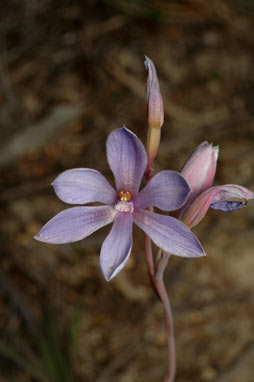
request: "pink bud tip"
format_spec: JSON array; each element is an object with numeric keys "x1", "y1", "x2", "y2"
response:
[
  {"x1": 145, "y1": 56, "x2": 164, "y2": 129},
  {"x1": 181, "y1": 141, "x2": 219, "y2": 201},
  {"x1": 145, "y1": 56, "x2": 164, "y2": 171}
]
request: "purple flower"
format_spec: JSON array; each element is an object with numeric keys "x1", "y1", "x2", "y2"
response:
[
  {"x1": 34, "y1": 128, "x2": 205, "y2": 280},
  {"x1": 175, "y1": 141, "x2": 254, "y2": 228}
]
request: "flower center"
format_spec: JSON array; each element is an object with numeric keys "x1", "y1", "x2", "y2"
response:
[
  {"x1": 114, "y1": 190, "x2": 134, "y2": 213},
  {"x1": 118, "y1": 190, "x2": 132, "y2": 202}
]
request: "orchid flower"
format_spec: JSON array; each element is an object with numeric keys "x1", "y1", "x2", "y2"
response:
[
  {"x1": 35, "y1": 127, "x2": 205, "y2": 280},
  {"x1": 174, "y1": 141, "x2": 254, "y2": 228}
]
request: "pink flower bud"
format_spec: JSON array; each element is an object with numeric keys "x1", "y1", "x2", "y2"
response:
[
  {"x1": 183, "y1": 184, "x2": 254, "y2": 228},
  {"x1": 174, "y1": 142, "x2": 254, "y2": 228},
  {"x1": 181, "y1": 141, "x2": 219, "y2": 202},
  {"x1": 173, "y1": 141, "x2": 218, "y2": 219},
  {"x1": 145, "y1": 56, "x2": 164, "y2": 170},
  {"x1": 145, "y1": 56, "x2": 164, "y2": 130}
]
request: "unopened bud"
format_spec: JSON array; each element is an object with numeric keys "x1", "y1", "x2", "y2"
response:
[
  {"x1": 144, "y1": 56, "x2": 164, "y2": 170},
  {"x1": 181, "y1": 142, "x2": 219, "y2": 202}
]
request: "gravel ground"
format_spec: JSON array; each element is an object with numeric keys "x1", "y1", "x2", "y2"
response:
[{"x1": 0, "y1": 1, "x2": 253, "y2": 381}]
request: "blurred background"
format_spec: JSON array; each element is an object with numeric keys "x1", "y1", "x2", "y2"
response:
[{"x1": 0, "y1": 0, "x2": 253, "y2": 381}]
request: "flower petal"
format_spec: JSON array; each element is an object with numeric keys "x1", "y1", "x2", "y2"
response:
[
  {"x1": 183, "y1": 184, "x2": 254, "y2": 227},
  {"x1": 34, "y1": 206, "x2": 115, "y2": 244},
  {"x1": 181, "y1": 141, "x2": 218, "y2": 198},
  {"x1": 133, "y1": 209, "x2": 205, "y2": 258},
  {"x1": 210, "y1": 184, "x2": 254, "y2": 211},
  {"x1": 52, "y1": 168, "x2": 116, "y2": 205},
  {"x1": 182, "y1": 188, "x2": 218, "y2": 228},
  {"x1": 210, "y1": 200, "x2": 247, "y2": 211},
  {"x1": 173, "y1": 142, "x2": 219, "y2": 220},
  {"x1": 100, "y1": 213, "x2": 133, "y2": 281},
  {"x1": 106, "y1": 127, "x2": 147, "y2": 194},
  {"x1": 135, "y1": 170, "x2": 190, "y2": 211}
]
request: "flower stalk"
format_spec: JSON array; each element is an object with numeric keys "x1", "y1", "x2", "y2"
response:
[
  {"x1": 144, "y1": 226, "x2": 176, "y2": 381},
  {"x1": 144, "y1": 57, "x2": 176, "y2": 381},
  {"x1": 144, "y1": 215, "x2": 176, "y2": 381}
]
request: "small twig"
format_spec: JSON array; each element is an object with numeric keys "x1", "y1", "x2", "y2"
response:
[
  {"x1": 0, "y1": 103, "x2": 85, "y2": 168},
  {"x1": 0, "y1": 59, "x2": 26, "y2": 137}
]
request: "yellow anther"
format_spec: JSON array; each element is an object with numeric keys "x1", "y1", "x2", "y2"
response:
[{"x1": 118, "y1": 190, "x2": 132, "y2": 202}]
